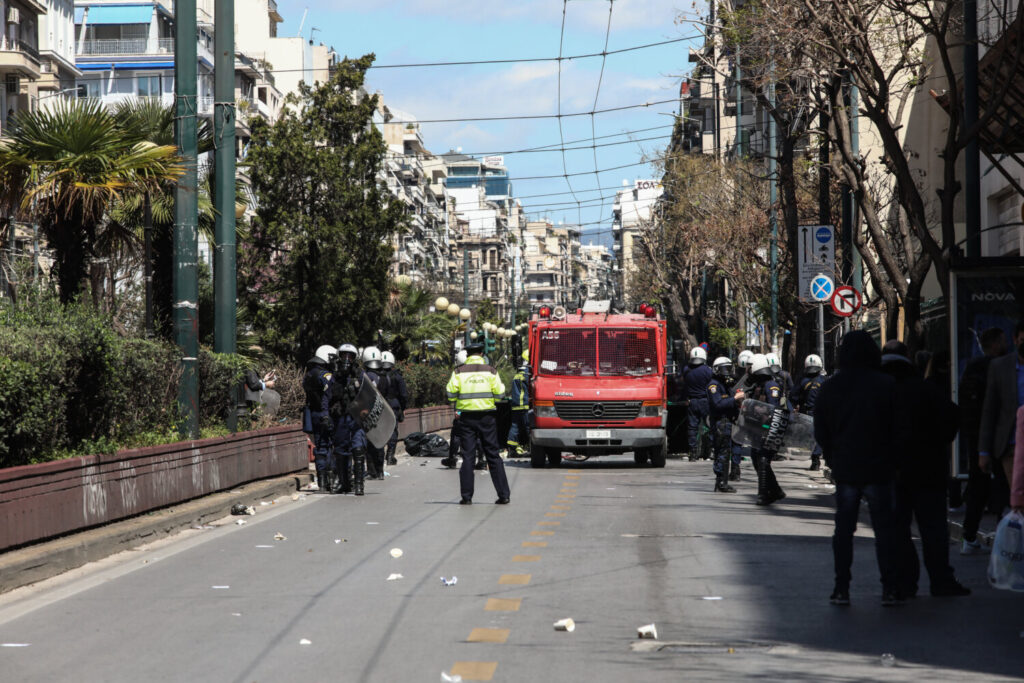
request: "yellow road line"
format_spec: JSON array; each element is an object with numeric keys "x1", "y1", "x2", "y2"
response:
[
  {"x1": 562, "y1": 482, "x2": 579, "y2": 487},
  {"x1": 467, "y1": 628, "x2": 510, "y2": 643},
  {"x1": 564, "y1": 475, "x2": 580, "y2": 480},
  {"x1": 450, "y1": 661, "x2": 498, "y2": 680},
  {"x1": 538, "y1": 521, "x2": 560, "y2": 526},
  {"x1": 485, "y1": 597, "x2": 522, "y2": 611},
  {"x1": 512, "y1": 554, "x2": 541, "y2": 562},
  {"x1": 545, "y1": 512, "x2": 566, "y2": 517},
  {"x1": 567, "y1": 469, "x2": 583, "y2": 473},
  {"x1": 499, "y1": 574, "x2": 531, "y2": 585},
  {"x1": 550, "y1": 505, "x2": 571, "y2": 510},
  {"x1": 522, "y1": 541, "x2": 547, "y2": 547},
  {"x1": 531, "y1": 530, "x2": 554, "y2": 536},
  {"x1": 559, "y1": 488, "x2": 576, "y2": 494}
]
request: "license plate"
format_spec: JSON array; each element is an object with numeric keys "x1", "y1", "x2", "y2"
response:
[{"x1": 586, "y1": 430, "x2": 611, "y2": 439}]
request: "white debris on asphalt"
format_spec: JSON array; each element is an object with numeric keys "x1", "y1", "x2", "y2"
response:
[
  {"x1": 387, "y1": 573, "x2": 404, "y2": 581},
  {"x1": 260, "y1": 501, "x2": 270, "y2": 506},
  {"x1": 440, "y1": 576, "x2": 458, "y2": 587},
  {"x1": 255, "y1": 545, "x2": 274, "y2": 549},
  {"x1": 211, "y1": 585, "x2": 230, "y2": 590},
  {"x1": 703, "y1": 596, "x2": 723, "y2": 600},
  {"x1": 291, "y1": 494, "x2": 300, "y2": 501},
  {"x1": 390, "y1": 548, "x2": 403, "y2": 558},
  {"x1": 299, "y1": 639, "x2": 312, "y2": 645},
  {"x1": 235, "y1": 519, "x2": 247, "y2": 526},
  {"x1": 367, "y1": 522, "x2": 379, "y2": 525},
  {"x1": 274, "y1": 533, "x2": 287, "y2": 541},
  {"x1": 554, "y1": 618, "x2": 575, "y2": 632},
  {"x1": 440, "y1": 672, "x2": 462, "y2": 682},
  {"x1": 637, "y1": 624, "x2": 658, "y2": 639},
  {"x1": 1, "y1": 644, "x2": 31, "y2": 647}
]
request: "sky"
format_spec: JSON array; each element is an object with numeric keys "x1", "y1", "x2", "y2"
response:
[{"x1": 277, "y1": 0, "x2": 704, "y2": 247}]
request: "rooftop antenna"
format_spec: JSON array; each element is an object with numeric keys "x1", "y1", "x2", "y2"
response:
[{"x1": 295, "y1": 8, "x2": 308, "y2": 38}]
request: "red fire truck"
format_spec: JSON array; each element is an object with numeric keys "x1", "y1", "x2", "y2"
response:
[{"x1": 527, "y1": 302, "x2": 668, "y2": 468}]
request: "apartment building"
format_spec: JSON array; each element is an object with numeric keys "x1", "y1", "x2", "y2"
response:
[
  {"x1": 0, "y1": 0, "x2": 46, "y2": 133},
  {"x1": 611, "y1": 179, "x2": 663, "y2": 303}
]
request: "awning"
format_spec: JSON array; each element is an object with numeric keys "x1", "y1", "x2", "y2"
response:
[
  {"x1": 74, "y1": 5, "x2": 154, "y2": 25},
  {"x1": 78, "y1": 63, "x2": 113, "y2": 71},
  {"x1": 114, "y1": 61, "x2": 172, "y2": 69}
]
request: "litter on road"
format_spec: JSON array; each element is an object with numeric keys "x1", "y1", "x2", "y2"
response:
[
  {"x1": 387, "y1": 573, "x2": 403, "y2": 581},
  {"x1": 554, "y1": 618, "x2": 575, "y2": 632},
  {"x1": 637, "y1": 624, "x2": 658, "y2": 639},
  {"x1": 230, "y1": 504, "x2": 256, "y2": 516},
  {"x1": 335, "y1": 539, "x2": 346, "y2": 544},
  {"x1": 211, "y1": 585, "x2": 230, "y2": 590},
  {"x1": 440, "y1": 576, "x2": 458, "y2": 586},
  {"x1": 274, "y1": 533, "x2": 287, "y2": 541},
  {"x1": 367, "y1": 522, "x2": 379, "y2": 525},
  {"x1": 390, "y1": 548, "x2": 403, "y2": 558},
  {"x1": 440, "y1": 672, "x2": 462, "y2": 682},
  {"x1": 235, "y1": 519, "x2": 246, "y2": 526},
  {"x1": 703, "y1": 596, "x2": 723, "y2": 600},
  {"x1": 1, "y1": 643, "x2": 31, "y2": 647},
  {"x1": 299, "y1": 639, "x2": 312, "y2": 645},
  {"x1": 255, "y1": 545, "x2": 274, "y2": 549}
]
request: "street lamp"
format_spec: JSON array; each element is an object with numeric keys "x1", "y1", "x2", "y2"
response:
[
  {"x1": 459, "y1": 308, "x2": 471, "y2": 321},
  {"x1": 435, "y1": 296, "x2": 449, "y2": 311},
  {"x1": 447, "y1": 303, "x2": 460, "y2": 316}
]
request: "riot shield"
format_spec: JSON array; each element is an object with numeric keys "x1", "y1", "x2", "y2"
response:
[
  {"x1": 347, "y1": 376, "x2": 397, "y2": 449},
  {"x1": 731, "y1": 398, "x2": 816, "y2": 452}
]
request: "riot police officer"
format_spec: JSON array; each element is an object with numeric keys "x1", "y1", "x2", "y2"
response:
[
  {"x1": 380, "y1": 351, "x2": 409, "y2": 466},
  {"x1": 791, "y1": 353, "x2": 826, "y2": 471},
  {"x1": 708, "y1": 357, "x2": 744, "y2": 493},
  {"x1": 743, "y1": 353, "x2": 786, "y2": 506},
  {"x1": 302, "y1": 345, "x2": 337, "y2": 491},
  {"x1": 361, "y1": 346, "x2": 387, "y2": 480},
  {"x1": 329, "y1": 343, "x2": 368, "y2": 495},
  {"x1": 683, "y1": 347, "x2": 713, "y2": 461},
  {"x1": 766, "y1": 352, "x2": 794, "y2": 406},
  {"x1": 446, "y1": 341, "x2": 510, "y2": 505},
  {"x1": 507, "y1": 350, "x2": 530, "y2": 458}
]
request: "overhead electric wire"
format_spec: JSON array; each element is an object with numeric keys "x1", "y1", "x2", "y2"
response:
[
  {"x1": 555, "y1": 0, "x2": 583, "y2": 222},
  {"x1": 589, "y1": 0, "x2": 616, "y2": 236}
]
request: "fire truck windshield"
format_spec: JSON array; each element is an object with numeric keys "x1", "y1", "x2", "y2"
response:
[{"x1": 537, "y1": 326, "x2": 657, "y2": 377}]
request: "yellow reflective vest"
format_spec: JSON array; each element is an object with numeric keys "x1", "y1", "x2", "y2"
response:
[{"x1": 446, "y1": 355, "x2": 506, "y2": 412}]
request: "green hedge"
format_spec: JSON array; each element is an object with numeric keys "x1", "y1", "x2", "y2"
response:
[
  {"x1": 0, "y1": 296, "x2": 250, "y2": 468},
  {"x1": 400, "y1": 361, "x2": 453, "y2": 408}
]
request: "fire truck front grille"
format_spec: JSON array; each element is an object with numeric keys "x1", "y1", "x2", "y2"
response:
[{"x1": 554, "y1": 401, "x2": 641, "y2": 421}]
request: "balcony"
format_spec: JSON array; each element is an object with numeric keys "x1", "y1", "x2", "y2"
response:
[
  {"x1": 0, "y1": 39, "x2": 42, "y2": 77},
  {"x1": 77, "y1": 38, "x2": 175, "y2": 56}
]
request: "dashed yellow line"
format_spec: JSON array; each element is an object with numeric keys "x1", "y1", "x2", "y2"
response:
[
  {"x1": 522, "y1": 541, "x2": 547, "y2": 548},
  {"x1": 567, "y1": 469, "x2": 582, "y2": 473},
  {"x1": 499, "y1": 574, "x2": 531, "y2": 585},
  {"x1": 485, "y1": 597, "x2": 522, "y2": 611},
  {"x1": 550, "y1": 505, "x2": 571, "y2": 510},
  {"x1": 467, "y1": 628, "x2": 510, "y2": 643},
  {"x1": 450, "y1": 661, "x2": 498, "y2": 680},
  {"x1": 538, "y1": 521, "x2": 560, "y2": 526},
  {"x1": 512, "y1": 554, "x2": 541, "y2": 562},
  {"x1": 531, "y1": 530, "x2": 554, "y2": 536},
  {"x1": 562, "y1": 481, "x2": 579, "y2": 487},
  {"x1": 545, "y1": 512, "x2": 565, "y2": 517},
  {"x1": 564, "y1": 475, "x2": 580, "y2": 480}
]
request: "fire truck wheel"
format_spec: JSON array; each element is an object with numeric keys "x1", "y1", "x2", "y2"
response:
[
  {"x1": 530, "y1": 442, "x2": 547, "y2": 468},
  {"x1": 649, "y1": 440, "x2": 668, "y2": 468},
  {"x1": 546, "y1": 449, "x2": 561, "y2": 467},
  {"x1": 634, "y1": 450, "x2": 650, "y2": 467}
]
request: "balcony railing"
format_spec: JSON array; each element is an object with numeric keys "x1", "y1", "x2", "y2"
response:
[
  {"x1": 78, "y1": 38, "x2": 175, "y2": 56},
  {"x1": 0, "y1": 38, "x2": 41, "y2": 63}
]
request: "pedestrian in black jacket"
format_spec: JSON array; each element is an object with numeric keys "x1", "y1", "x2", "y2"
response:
[
  {"x1": 881, "y1": 341, "x2": 969, "y2": 597},
  {"x1": 814, "y1": 331, "x2": 906, "y2": 606}
]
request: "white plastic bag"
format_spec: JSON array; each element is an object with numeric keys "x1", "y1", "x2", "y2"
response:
[{"x1": 987, "y1": 511, "x2": 1024, "y2": 592}]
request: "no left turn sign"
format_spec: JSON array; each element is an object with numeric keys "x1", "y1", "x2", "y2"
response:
[{"x1": 830, "y1": 286, "x2": 862, "y2": 317}]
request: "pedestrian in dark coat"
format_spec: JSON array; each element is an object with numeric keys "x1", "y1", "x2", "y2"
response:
[
  {"x1": 814, "y1": 331, "x2": 907, "y2": 606},
  {"x1": 881, "y1": 340, "x2": 969, "y2": 597}
]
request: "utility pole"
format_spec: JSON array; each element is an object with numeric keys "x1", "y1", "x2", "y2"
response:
[
  {"x1": 963, "y1": 0, "x2": 980, "y2": 258},
  {"x1": 841, "y1": 74, "x2": 863, "y2": 293},
  {"x1": 463, "y1": 235, "x2": 470, "y2": 345},
  {"x1": 143, "y1": 193, "x2": 153, "y2": 336},
  {"x1": 735, "y1": 53, "x2": 744, "y2": 157},
  {"x1": 173, "y1": 0, "x2": 199, "y2": 439}
]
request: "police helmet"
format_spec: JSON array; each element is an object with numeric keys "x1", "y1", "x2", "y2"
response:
[
  {"x1": 381, "y1": 351, "x2": 396, "y2": 370},
  {"x1": 361, "y1": 346, "x2": 383, "y2": 370},
  {"x1": 804, "y1": 353, "x2": 823, "y2": 374},
  {"x1": 455, "y1": 349, "x2": 468, "y2": 366},
  {"x1": 465, "y1": 341, "x2": 485, "y2": 354},
  {"x1": 313, "y1": 345, "x2": 338, "y2": 366},
  {"x1": 689, "y1": 347, "x2": 708, "y2": 365},
  {"x1": 335, "y1": 343, "x2": 358, "y2": 371},
  {"x1": 766, "y1": 352, "x2": 781, "y2": 367},
  {"x1": 737, "y1": 349, "x2": 754, "y2": 369},
  {"x1": 749, "y1": 353, "x2": 772, "y2": 377},
  {"x1": 712, "y1": 356, "x2": 733, "y2": 378}
]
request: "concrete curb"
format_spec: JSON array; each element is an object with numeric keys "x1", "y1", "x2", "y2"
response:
[{"x1": 0, "y1": 470, "x2": 311, "y2": 594}]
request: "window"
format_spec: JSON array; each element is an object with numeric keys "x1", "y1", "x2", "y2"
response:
[
  {"x1": 79, "y1": 78, "x2": 103, "y2": 98},
  {"x1": 598, "y1": 328, "x2": 657, "y2": 376},
  {"x1": 538, "y1": 328, "x2": 596, "y2": 377},
  {"x1": 137, "y1": 74, "x2": 161, "y2": 98}
]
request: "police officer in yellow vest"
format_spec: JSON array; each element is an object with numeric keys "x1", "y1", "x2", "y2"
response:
[
  {"x1": 506, "y1": 349, "x2": 531, "y2": 458},
  {"x1": 446, "y1": 341, "x2": 511, "y2": 505}
]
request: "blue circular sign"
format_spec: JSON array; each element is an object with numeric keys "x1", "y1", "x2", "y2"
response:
[
  {"x1": 810, "y1": 275, "x2": 834, "y2": 301},
  {"x1": 815, "y1": 226, "x2": 832, "y2": 243}
]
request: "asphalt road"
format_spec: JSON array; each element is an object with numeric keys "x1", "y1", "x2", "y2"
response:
[{"x1": 1, "y1": 453, "x2": 1022, "y2": 682}]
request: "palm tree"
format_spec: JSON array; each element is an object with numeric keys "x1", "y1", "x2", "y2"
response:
[{"x1": 0, "y1": 99, "x2": 182, "y2": 303}]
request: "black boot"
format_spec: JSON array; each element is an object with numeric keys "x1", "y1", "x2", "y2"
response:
[
  {"x1": 353, "y1": 452, "x2": 366, "y2": 496},
  {"x1": 316, "y1": 471, "x2": 326, "y2": 491},
  {"x1": 327, "y1": 470, "x2": 341, "y2": 494},
  {"x1": 754, "y1": 454, "x2": 772, "y2": 505},
  {"x1": 386, "y1": 442, "x2": 397, "y2": 466},
  {"x1": 340, "y1": 459, "x2": 352, "y2": 494},
  {"x1": 715, "y1": 471, "x2": 736, "y2": 493},
  {"x1": 729, "y1": 463, "x2": 741, "y2": 481},
  {"x1": 809, "y1": 455, "x2": 821, "y2": 471}
]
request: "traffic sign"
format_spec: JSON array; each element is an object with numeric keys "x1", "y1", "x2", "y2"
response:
[
  {"x1": 810, "y1": 274, "x2": 834, "y2": 302},
  {"x1": 798, "y1": 225, "x2": 836, "y2": 302},
  {"x1": 830, "y1": 286, "x2": 862, "y2": 317}
]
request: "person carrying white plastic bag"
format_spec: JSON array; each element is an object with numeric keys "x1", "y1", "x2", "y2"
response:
[{"x1": 989, "y1": 406, "x2": 1024, "y2": 591}]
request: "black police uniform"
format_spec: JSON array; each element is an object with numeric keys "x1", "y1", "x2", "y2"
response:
[
  {"x1": 363, "y1": 368, "x2": 387, "y2": 480},
  {"x1": 302, "y1": 360, "x2": 335, "y2": 491},
  {"x1": 708, "y1": 375, "x2": 739, "y2": 492},
  {"x1": 749, "y1": 375, "x2": 786, "y2": 505},
  {"x1": 791, "y1": 371, "x2": 825, "y2": 470},
  {"x1": 683, "y1": 362, "x2": 713, "y2": 460},
  {"x1": 381, "y1": 367, "x2": 409, "y2": 466}
]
